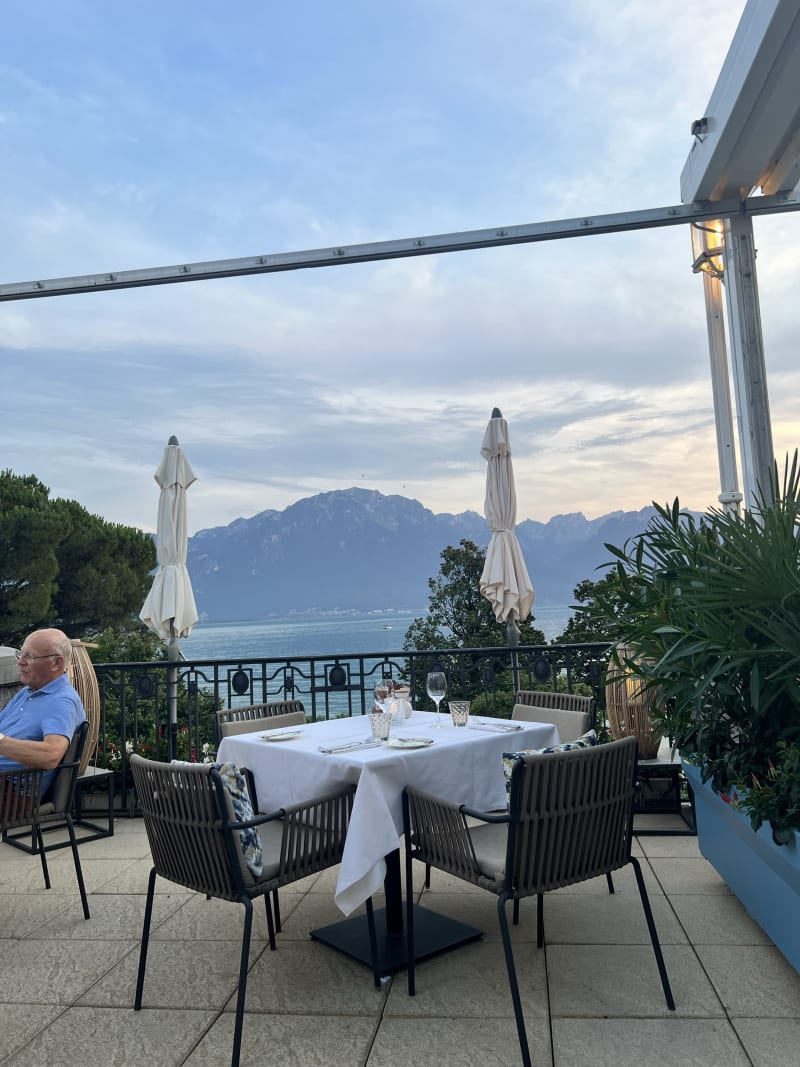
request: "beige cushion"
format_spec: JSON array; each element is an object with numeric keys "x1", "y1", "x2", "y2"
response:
[
  {"x1": 512, "y1": 703, "x2": 590, "y2": 743},
  {"x1": 219, "y1": 710, "x2": 305, "y2": 738},
  {"x1": 469, "y1": 822, "x2": 509, "y2": 883}
]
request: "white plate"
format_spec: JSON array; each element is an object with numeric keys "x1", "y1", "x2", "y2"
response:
[
  {"x1": 260, "y1": 730, "x2": 303, "y2": 742},
  {"x1": 385, "y1": 737, "x2": 434, "y2": 749}
]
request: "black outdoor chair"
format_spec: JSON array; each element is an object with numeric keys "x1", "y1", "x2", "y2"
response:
[
  {"x1": 130, "y1": 754, "x2": 357, "y2": 1067},
  {"x1": 0, "y1": 721, "x2": 91, "y2": 920},
  {"x1": 403, "y1": 735, "x2": 674, "y2": 1067}
]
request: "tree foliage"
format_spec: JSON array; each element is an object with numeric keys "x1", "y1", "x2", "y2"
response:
[
  {"x1": 553, "y1": 573, "x2": 622, "y2": 645},
  {"x1": 0, "y1": 469, "x2": 156, "y2": 646},
  {"x1": 403, "y1": 539, "x2": 545, "y2": 650}
]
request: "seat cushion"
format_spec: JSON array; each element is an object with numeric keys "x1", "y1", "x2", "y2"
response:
[
  {"x1": 468, "y1": 821, "x2": 509, "y2": 884},
  {"x1": 215, "y1": 762, "x2": 263, "y2": 881},
  {"x1": 501, "y1": 730, "x2": 599, "y2": 800}
]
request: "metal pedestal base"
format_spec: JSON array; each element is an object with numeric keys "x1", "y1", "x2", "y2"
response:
[{"x1": 311, "y1": 904, "x2": 482, "y2": 976}]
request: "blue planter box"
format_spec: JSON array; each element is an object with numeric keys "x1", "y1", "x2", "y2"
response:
[{"x1": 683, "y1": 761, "x2": 800, "y2": 973}]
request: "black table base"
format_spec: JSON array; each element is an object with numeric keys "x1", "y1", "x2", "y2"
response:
[{"x1": 311, "y1": 903, "x2": 482, "y2": 976}]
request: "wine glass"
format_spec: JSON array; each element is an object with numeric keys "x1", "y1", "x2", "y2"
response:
[{"x1": 426, "y1": 671, "x2": 447, "y2": 728}]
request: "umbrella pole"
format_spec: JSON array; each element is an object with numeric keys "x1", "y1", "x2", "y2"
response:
[
  {"x1": 506, "y1": 610, "x2": 521, "y2": 696},
  {"x1": 167, "y1": 629, "x2": 180, "y2": 762}
]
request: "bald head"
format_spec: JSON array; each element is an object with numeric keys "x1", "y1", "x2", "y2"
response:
[{"x1": 18, "y1": 629, "x2": 72, "y2": 691}]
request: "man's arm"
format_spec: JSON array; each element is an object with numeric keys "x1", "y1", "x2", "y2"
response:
[{"x1": 0, "y1": 733, "x2": 69, "y2": 770}]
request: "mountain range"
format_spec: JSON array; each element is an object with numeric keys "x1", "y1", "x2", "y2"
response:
[{"x1": 187, "y1": 487, "x2": 660, "y2": 623}]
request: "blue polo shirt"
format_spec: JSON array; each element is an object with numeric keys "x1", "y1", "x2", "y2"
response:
[{"x1": 0, "y1": 673, "x2": 86, "y2": 792}]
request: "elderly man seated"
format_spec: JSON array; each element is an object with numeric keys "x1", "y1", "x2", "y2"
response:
[{"x1": 0, "y1": 628, "x2": 86, "y2": 794}]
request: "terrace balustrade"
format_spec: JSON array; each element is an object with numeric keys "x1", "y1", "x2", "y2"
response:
[{"x1": 91, "y1": 641, "x2": 612, "y2": 812}]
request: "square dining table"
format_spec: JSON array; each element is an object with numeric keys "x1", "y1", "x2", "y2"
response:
[{"x1": 217, "y1": 710, "x2": 559, "y2": 975}]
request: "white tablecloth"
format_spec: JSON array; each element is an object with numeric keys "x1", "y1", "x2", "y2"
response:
[{"x1": 217, "y1": 711, "x2": 559, "y2": 915}]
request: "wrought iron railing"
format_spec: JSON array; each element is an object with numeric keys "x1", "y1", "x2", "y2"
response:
[{"x1": 92, "y1": 641, "x2": 612, "y2": 810}]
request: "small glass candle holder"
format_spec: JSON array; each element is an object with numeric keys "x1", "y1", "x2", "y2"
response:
[
  {"x1": 448, "y1": 701, "x2": 470, "y2": 728},
  {"x1": 369, "y1": 712, "x2": 392, "y2": 741}
]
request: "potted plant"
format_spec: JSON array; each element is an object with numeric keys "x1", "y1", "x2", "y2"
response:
[{"x1": 589, "y1": 455, "x2": 800, "y2": 971}]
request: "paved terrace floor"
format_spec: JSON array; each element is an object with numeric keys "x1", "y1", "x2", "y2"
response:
[{"x1": 1, "y1": 812, "x2": 799, "y2": 1067}]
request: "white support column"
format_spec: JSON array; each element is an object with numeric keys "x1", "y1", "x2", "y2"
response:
[
  {"x1": 723, "y1": 214, "x2": 774, "y2": 507},
  {"x1": 701, "y1": 270, "x2": 743, "y2": 514}
]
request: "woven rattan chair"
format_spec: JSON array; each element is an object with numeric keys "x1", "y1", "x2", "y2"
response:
[
  {"x1": 130, "y1": 755, "x2": 356, "y2": 1067},
  {"x1": 604, "y1": 647, "x2": 664, "y2": 758},
  {"x1": 403, "y1": 736, "x2": 674, "y2": 1067},
  {"x1": 0, "y1": 722, "x2": 90, "y2": 919}
]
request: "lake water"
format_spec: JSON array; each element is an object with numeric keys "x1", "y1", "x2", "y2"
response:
[{"x1": 181, "y1": 605, "x2": 573, "y2": 661}]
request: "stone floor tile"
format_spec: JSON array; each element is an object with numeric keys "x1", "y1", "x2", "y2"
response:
[
  {"x1": 78, "y1": 937, "x2": 265, "y2": 1011},
  {"x1": 0, "y1": 1004, "x2": 64, "y2": 1063},
  {"x1": 694, "y1": 945, "x2": 800, "y2": 1016},
  {"x1": 648, "y1": 857, "x2": 731, "y2": 895},
  {"x1": 370, "y1": 1016, "x2": 551, "y2": 1067},
  {"x1": 0, "y1": 938, "x2": 137, "y2": 1005},
  {"x1": 29, "y1": 891, "x2": 184, "y2": 940},
  {"x1": 669, "y1": 894, "x2": 772, "y2": 946},
  {"x1": 547, "y1": 944, "x2": 723, "y2": 1017},
  {"x1": 241, "y1": 940, "x2": 388, "y2": 1017},
  {"x1": 150, "y1": 891, "x2": 277, "y2": 943},
  {"x1": 5, "y1": 1006, "x2": 216, "y2": 1067},
  {"x1": 540, "y1": 892, "x2": 686, "y2": 945},
  {"x1": 733, "y1": 1018, "x2": 800, "y2": 1067},
  {"x1": 384, "y1": 937, "x2": 548, "y2": 1020},
  {"x1": 0, "y1": 891, "x2": 75, "y2": 938},
  {"x1": 552, "y1": 1016, "x2": 752, "y2": 1067},
  {"x1": 637, "y1": 834, "x2": 702, "y2": 859},
  {"x1": 185, "y1": 1012, "x2": 377, "y2": 1067}
]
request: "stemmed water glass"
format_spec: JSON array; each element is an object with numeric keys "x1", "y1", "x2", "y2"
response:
[{"x1": 426, "y1": 671, "x2": 447, "y2": 728}]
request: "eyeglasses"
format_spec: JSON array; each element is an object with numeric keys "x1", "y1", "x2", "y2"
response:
[{"x1": 15, "y1": 651, "x2": 60, "y2": 662}]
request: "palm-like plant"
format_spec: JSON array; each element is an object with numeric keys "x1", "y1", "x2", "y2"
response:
[{"x1": 590, "y1": 454, "x2": 800, "y2": 840}]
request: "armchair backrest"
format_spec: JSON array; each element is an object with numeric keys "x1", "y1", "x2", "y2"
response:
[
  {"x1": 505, "y1": 736, "x2": 637, "y2": 895},
  {"x1": 217, "y1": 700, "x2": 306, "y2": 727},
  {"x1": 43, "y1": 720, "x2": 89, "y2": 815},
  {"x1": 219, "y1": 710, "x2": 306, "y2": 739},
  {"x1": 131, "y1": 754, "x2": 245, "y2": 899},
  {"x1": 514, "y1": 689, "x2": 596, "y2": 730},
  {"x1": 511, "y1": 704, "x2": 591, "y2": 743}
]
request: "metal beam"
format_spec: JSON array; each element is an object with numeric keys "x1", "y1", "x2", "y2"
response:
[
  {"x1": 680, "y1": 0, "x2": 800, "y2": 201},
  {"x1": 1, "y1": 191, "x2": 799, "y2": 303},
  {"x1": 723, "y1": 213, "x2": 775, "y2": 506}
]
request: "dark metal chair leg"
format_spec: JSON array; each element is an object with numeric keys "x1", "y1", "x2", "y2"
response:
[
  {"x1": 232, "y1": 899, "x2": 254, "y2": 1067},
  {"x1": 135, "y1": 866, "x2": 157, "y2": 1010},
  {"x1": 272, "y1": 888, "x2": 281, "y2": 933},
  {"x1": 498, "y1": 895, "x2": 532, "y2": 1067},
  {"x1": 365, "y1": 896, "x2": 381, "y2": 988},
  {"x1": 512, "y1": 898, "x2": 520, "y2": 925},
  {"x1": 35, "y1": 826, "x2": 50, "y2": 889},
  {"x1": 630, "y1": 857, "x2": 675, "y2": 1010},
  {"x1": 64, "y1": 814, "x2": 90, "y2": 919},
  {"x1": 606, "y1": 872, "x2": 615, "y2": 894},
  {"x1": 406, "y1": 848, "x2": 416, "y2": 996},
  {"x1": 264, "y1": 892, "x2": 277, "y2": 950}
]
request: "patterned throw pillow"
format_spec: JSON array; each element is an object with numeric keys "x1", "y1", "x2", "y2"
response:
[
  {"x1": 502, "y1": 730, "x2": 599, "y2": 800},
  {"x1": 215, "y1": 762, "x2": 263, "y2": 880}
]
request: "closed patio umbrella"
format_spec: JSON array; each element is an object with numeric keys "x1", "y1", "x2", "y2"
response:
[
  {"x1": 139, "y1": 435, "x2": 198, "y2": 760},
  {"x1": 479, "y1": 408, "x2": 534, "y2": 656}
]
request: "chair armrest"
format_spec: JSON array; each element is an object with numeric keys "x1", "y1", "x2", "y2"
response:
[{"x1": 403, "y1": 786, "x2": 483, "y2": 879}]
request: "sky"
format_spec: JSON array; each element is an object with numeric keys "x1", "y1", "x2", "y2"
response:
[{"x1": 3, "y1": 0, "x2": 798, "y2": 536}]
